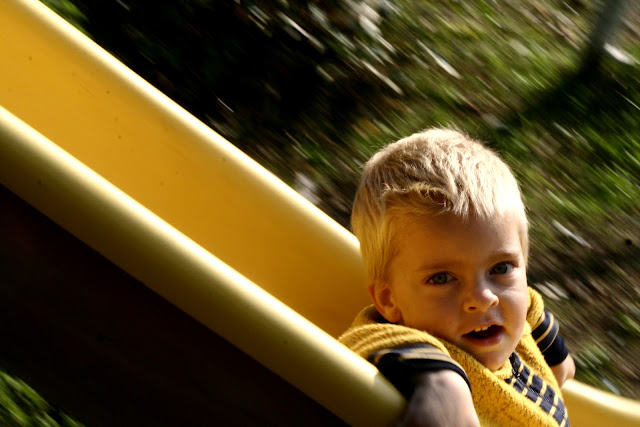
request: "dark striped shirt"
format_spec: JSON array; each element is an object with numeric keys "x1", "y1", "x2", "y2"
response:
[{"x1": 507, "y1": 352, "x2": 570, "y2": 426}]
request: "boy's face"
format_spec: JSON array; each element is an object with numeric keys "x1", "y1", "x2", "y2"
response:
[{"x1": 375, "y1": 212, "x2": 528, "y2": 371}]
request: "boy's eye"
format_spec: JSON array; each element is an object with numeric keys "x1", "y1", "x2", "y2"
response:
[
  {"x1": 490, "y1": 262, "x2": 513, "y2": 275},
  {"x1": 427, "y1": 272, "x2": 454, "y2": 285}
]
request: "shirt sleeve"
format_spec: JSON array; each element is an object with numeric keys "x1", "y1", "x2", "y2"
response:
[
  {"x1": 367, "y1": 344, "x2": 471, "y2": 399},
  {"x1": 527, "y1": 287, "x2": 570, "y2": 366},
  {"x1": 530, "y1": 308, "x2": 570, "y2": 367}
]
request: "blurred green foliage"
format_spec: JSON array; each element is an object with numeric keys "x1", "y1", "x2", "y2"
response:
[
  {"x1": 0, "y1": 371, "x2": 82, "y2": 427},
  {"x1": 40, "y1": 0, "x2": 86, "y2": 28},
  {"x1": 2, "y1": 0, "x2": 639, "y2": 422}
]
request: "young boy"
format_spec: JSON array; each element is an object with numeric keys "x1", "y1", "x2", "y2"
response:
[{"x1": 339, "y1": 128, "x2": 575, "y2": 426}]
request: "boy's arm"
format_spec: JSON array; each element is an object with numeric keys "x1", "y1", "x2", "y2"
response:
[
  {"x1": 402, "y1": 369, "x2": 479, "y2": 427},
  {"x1": 368, "y1": 344, "x2": 478, "y2": 426},
  {"x1": 550, "y1": 354, "x2": 575, "y2": 387}
]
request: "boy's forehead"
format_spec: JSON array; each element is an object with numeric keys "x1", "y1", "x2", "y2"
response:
[
  {"x1": 392, "y1": 211, "x2": 523, "y2": 252},
  {"x1": 393, "y1": 208, "x2": 523, "y2": 231}
]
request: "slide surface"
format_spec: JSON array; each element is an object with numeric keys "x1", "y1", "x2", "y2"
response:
[{"x1": 0, "y1": 0, "x2": 638, "y2": 425}]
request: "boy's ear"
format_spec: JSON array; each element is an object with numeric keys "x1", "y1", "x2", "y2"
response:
[{"x1": 368, "y1": 281, "x2": 402, "y2": 324}]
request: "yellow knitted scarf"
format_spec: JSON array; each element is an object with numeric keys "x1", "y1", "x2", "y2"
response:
[{"x1": 339, "y1": 288, "x2": 565, "y2": 426}]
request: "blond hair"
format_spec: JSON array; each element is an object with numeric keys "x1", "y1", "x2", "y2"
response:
[{"x1": 351, "y1": 128, "x2": 528, "y2": 284}]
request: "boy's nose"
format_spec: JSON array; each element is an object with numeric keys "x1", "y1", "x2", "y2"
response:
[{"x1": 463, "y1": 280, "x2": 499, "y2": 312}]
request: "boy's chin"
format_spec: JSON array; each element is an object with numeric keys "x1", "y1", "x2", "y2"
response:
[
  {"x1": 471, "y1": 352, "x2": 513, "y2": 372},
  {"x1": 486, "y1": 360, "x2": 510, "y2": 372}
]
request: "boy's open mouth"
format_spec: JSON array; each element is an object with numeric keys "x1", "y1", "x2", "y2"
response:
[{"x1": 464, "y1": 325, "x2": 502, "y2": 340}]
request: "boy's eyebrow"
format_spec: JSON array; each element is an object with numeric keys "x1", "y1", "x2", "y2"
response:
[
  {"x1": 488, "y1": 249, "x2": 523, "y2": 263},
  {"x1": 414, "y1": 260, "x2": 463, "y2": 272},
  {"x1": 414, "y1": 249, "x2": 522, "y2": 272}
]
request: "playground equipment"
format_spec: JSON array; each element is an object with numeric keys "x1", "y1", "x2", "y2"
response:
[{"x1": 1, "y1": 0, "x2": 639, "y2": 425}]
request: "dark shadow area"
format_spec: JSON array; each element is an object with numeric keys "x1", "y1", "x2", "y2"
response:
[{"x1": 0, "y1": 184, "x2": 346, "y2": 426}]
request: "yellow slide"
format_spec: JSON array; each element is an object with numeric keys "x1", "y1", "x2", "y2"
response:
[{"x1": 0, "y1": 0, "x2": 638, "y2": 425}]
